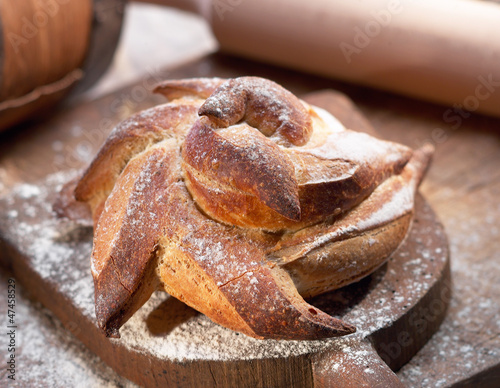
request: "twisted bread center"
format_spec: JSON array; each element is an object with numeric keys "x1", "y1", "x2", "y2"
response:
[
  {"x1": 181, "y1": 77, "x2": 313, "y2": 226},
  {"x1": 180, "y1": 77, "x2": 412, "y2": 231},
  {"x1": 198, "y1": 77, "x2": 313, "y2": 146}
]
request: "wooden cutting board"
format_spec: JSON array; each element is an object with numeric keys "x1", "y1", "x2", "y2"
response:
[{"x1": 0, "y1": 89, "x2": 450, "y2": 387}]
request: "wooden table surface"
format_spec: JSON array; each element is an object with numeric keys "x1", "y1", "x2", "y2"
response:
[{"x1": 1, "y1": 3, "x2": 499, "y2": 387}]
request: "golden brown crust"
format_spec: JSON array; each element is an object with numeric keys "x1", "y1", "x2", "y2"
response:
[
  {"x1": 91, "y1": 140, "x2": 180, "y2": 337},
  {"x1": 182, "y1": 77, "x2": 412, "y2": 231},
  {"x1": 270, "y1": 145, "x2": 433, "y2": 300},
  {"x1": 150, "y1": 180, "x2": 355, "y2": 339},
  {"x1": 198, "y1": 77, "x2": 313, "y2": 146},
  {"x1": 74, "y1": 100, "x2": 201, "y2": 226},
  {"x1": 182, "y1": 119, "x2": 301, "y2": 224},
  {"x1": 75, "y1": 77, "x2": 433, "y2": 340},
  {"x1": 181, "y1": 76, "x2": 317, "y2": 225}
]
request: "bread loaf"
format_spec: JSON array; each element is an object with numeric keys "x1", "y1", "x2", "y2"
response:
[{"x1": 74, "y1": 77, "x2": 433, "y2": 340}]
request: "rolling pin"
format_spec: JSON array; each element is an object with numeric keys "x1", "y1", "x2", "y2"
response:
[
  {"x1": 154, "y1": 0, "x2": 500, "y2": 117},
  {"x1": 1, "y1": 0, "x2": 500, "y2": 132}
]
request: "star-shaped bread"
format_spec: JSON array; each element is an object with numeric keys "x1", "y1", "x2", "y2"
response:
[{"x1": 74, "y1": 77, "x2": 433, "y2": 340}]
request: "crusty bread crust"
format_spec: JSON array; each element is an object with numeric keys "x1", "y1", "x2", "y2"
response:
[{"x1": 75, "y1": 77, "x2": 433, "y2": 340}]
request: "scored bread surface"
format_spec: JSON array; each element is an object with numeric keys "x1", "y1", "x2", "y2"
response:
[{"x1": 74, "y1": 77, "x2": 433, "y2": 340}]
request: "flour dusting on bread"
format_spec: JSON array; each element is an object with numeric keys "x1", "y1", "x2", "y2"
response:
[{"x1": 74, "y1": 77, "x2": 433, "y2": 340}]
